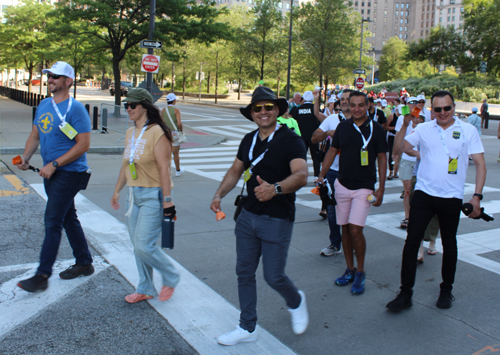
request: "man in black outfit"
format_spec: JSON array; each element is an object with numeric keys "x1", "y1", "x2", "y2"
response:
[
  {"x1": 290, "y1": 90, "x2": 322, "y2": 179},
  {"x1": 368, "y1": 96, "x2": 387, "y2": 129}
]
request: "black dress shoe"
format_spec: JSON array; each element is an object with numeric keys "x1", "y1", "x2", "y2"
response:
[{"x1": 59, "y1": 264, "x2": 95, "y2": 280}]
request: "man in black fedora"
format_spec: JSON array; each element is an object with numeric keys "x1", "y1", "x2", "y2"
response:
[{"x1": 210, "y1": 86, "x2": 309, "y2": 345}]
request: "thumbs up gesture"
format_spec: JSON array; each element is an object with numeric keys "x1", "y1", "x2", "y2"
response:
[{"x1": 254, "y1": 175, "x2": 276, "y2": 202}]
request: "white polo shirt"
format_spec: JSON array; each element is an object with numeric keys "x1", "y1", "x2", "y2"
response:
[
  {"x1": 405, "y1": 118, "x2": 484, "y2": 199},
  {"x1": 319, "y1": 114, "x2": 341, "y2": 171},
  {"x1": 395, "y1": 115, "x2": 418, "y2": 162}
]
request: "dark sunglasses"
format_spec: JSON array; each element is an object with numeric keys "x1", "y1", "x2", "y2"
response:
[
  {"x1": 252, "y1": 103, "x2": 275, "y2": 112},
  {"x1": 418, "y1": 100, "x2": 425, "y2": 104},
  {"x1": 433, "y1": 106, "x2": 453, "y2": 113},
  {"x1": 408, "y1": 101, "x2": 418, "y2": 104},
  {"x1": 47, "y1": 73, "x2": 64, "y2": 80},
  {"x1": 334, "y1": 108, "x2": 341, "y2": 111},
  {"x1": 124, "y1": 102, "x2": 140, "y2": 109}
]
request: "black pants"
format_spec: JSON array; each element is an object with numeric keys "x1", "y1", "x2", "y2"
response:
[
  {"x1": 304, "y1": 139, "x2": 320, "y2": 177},
  {"x1": 387, "y1": 134, "x2": 395, "y2": 171},
  {"x1": 400, "y1": 190, "x2": 462, "y2": 295}
]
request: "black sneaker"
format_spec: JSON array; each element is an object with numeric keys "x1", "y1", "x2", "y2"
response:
[
  {"x1": 59, "y1": 264, "x2": 95, "y2": 280},
  {"x1": 17, "y1": 274, "x2": 48, "y2": 293},
  {"x1": 386, "y1": 292, "x2": 412, "y2": 312},
  {"x1": 436, "y1": 289, "x2": 454, "y2": 309}
]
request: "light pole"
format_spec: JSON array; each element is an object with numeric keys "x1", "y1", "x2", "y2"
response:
[
  {"x1": 286, "y1": 0, "x2": 294, "y2": 100},
  {"x1": 358, "y1": 18, "x2": 372, "y2": 78},
  {"x1": 371, "y1": 48, "x2": 375, "y2": 84},
  {"x1": 198, "y1": 62, "x2": 204, "y2": 102},
  {"x1": 146, "y1": 0, "x2": 156, "y2": 93}
]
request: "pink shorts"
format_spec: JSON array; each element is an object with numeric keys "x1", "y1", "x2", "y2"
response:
[{"x1": 334, "y1": 180, "x2": 373, "y2": 227}]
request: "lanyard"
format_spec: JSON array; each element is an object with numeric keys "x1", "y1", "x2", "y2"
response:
[
  {"x1": 52, "y1": 97, "x2": 73, "y2": 126},
  {"x1": 352, "y1": 119, "x2": 373, "y2": 150},
  {"x1": 248, "y1": 123, "x2": 280, "y2": 168},
  {"x1": 436, "y1": 120, "x2": 465, "y2": 160},
  {"x1": 129, "y1": 125, "x2": 148, "y2": 163}
]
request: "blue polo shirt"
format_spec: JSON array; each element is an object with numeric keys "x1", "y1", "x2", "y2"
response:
[{"x1": 34, "y1": 97, "x2": 91, "y2": 172}]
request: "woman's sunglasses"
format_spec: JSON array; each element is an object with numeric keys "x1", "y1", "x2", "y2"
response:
[
  {"x1": 433, "y1": 106, "x2": 453, "y2": 113},
  {"x1": 47, "y1": 73, "x2": 63, "y2": 80},
  {"x1": 124, "y1": 102, "x2": 139, "y2": 109},
  {"x1": 334, "y1": 108, "x2": 341, "y2": 112},
  {"x1": 252, "y1": 103, "x2": 275, "y2": 112}
]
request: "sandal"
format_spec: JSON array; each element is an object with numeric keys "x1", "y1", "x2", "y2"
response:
[
  {"x1": 394, "y1": 173, "x2": 399, "y2": 178},
  {"x1": 387, "y1": 172, "x2": 394, "y2": 180},
  {"x1": 400, "y1": 218, "x2": 409, "y2": 229},
  {"x1": 319, "y1": 210, "x2": 328, "y2": 219},
  {"x1": 417, "y1": 257, "x2": 424, "y2": 264},
  {"x1": 427, "y1": 249, "x2": 438, "y2": 255}
]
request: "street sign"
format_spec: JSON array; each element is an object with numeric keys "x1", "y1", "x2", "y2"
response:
[
  {"x1": 140, "y1": 40, "x2": 163, "y2": 49},
  {"x1": 480, "y1": 61, "x2": 487, "y2": 73},
  {"x1": 353, "y1": 69, "x2": 366, "y2": 74},
  {"x1": 138, "y1": 80, "x2": 163, "y2": 103},
  {"x1": 355, "y1": 77, "x2": 365, "y2": 90},
  {"x1": 141, "y1": 54, "x2": 160, "y2": 74}
]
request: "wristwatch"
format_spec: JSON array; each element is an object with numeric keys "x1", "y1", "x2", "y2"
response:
[
  {"x1": 274, "y1": 183, "x2": 282, "y2": 195},
  {"x1": 473, "y1": 193, "x2": 483, "y2": 200},
  {"x1": 163, "y1": 196, "x2": 172, "y2": 202},
  {"x1": 52, "y1": 161, "x2": 59, "y2": 168}
]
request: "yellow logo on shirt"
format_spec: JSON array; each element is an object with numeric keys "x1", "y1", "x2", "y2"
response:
[
  {"x1": 452, "y1": 131, "x2": 461, "y2": 139},
  {"x1": 38, "y1": 113, "x2": 54, "y2": 134}
]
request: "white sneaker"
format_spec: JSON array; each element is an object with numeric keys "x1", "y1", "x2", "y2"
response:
[
  {"x1": 320, "y1": 245, "x2": 341, "y2": 256},
  {"x1": 175, "y1": 166, "x2": 185, "y2": 177},
  {"x1": 217, "y1": 326, "x2": 258, "y2": 346},
  {"x1": 288, "y1": 290, "x2": 308, "y2": 335}
]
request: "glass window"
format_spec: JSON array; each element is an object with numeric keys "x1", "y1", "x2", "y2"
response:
[
  {"x1": 421, "y1": 30, "x2": 424, "y2": 36},
  {"x1": 400, "y1": 19, "x2": 403, "y2": 23},
  {"x1": 286, "y1": 3, "x2": 289, "y2": 8},
  {"x1": 362, "y1": 1, "x2": 365, "y2": 5},
  {"x1": 453, "y1": 7, "x2": 455, "y2": 13},
  {"x1": 439, "y1": 17, "x2": 442, "y2": 22},
  {"x1": 384, "y1": 17, "x2": 387, "y2": 22},
  {"x1": 374, "y1": 9, "x2": 377, "y2": 14},
  {"x1": 406, "y1": 11, "x2": 408, "y2": 15},
  {"x1": 368, "y1": 9, "x2": 370, "y2": 13},
  {"x1": 368, "y1": 2, "x2": 371, "y2": 6},
  {"x1": 399, "y1": 34, "x2": 402, "y2": 38},
  {"x1": 384, "y1": 10, "x2": 387, "y2": 14},
  {"x1": 448, "y1": 16, "x2": 450, "y2": 21},
  {"x1": 448, "y1": 8, "x2": 451, "y2": 13},
  {"x1": 372, "y1": 33, "x2": 375, "y2": 37},
  {"x1": 460, "y1": 7, "x2": 464, "y2": 12},
  {"x1": 396, "y1": 3, "x2": 399, "y2": 7},
  {"x1": 355, "y1": 1, "x2": 358, "y2": 5},
  {"x1": 426, "y1": 29, "x2": 429, "y2": 34},
  {"x1": 404, "y1": 34, "x2": 407, "y2": 39},
  {"x1": 452, "y1": 15, "x2": 455, "y2": 20},
  {"x1": 406, "y1": 3, "x2": 409, "y2": 8},
  {"x1": 405, "y1": 18, "x2": 408, "y2": 23},
  {"x1": 279, "y1": 2, "x2": 282, "y2": 7},
  {"x1": 361, "y1": 9, "x2": 364, "y2": 13},
  {"x1": 405, "y1": 26, "x2": 407, "y2": 31}
]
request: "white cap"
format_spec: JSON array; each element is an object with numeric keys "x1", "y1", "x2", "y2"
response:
[
  {"x1": 327, "y1": 96, "x2": 336, "y2": 103},
  {"x1": 42, "y1": 61, "x2": 75, "y2": 80},
  {"x1": 374, "y1": 98, "x2": 380, "y2": 103},
  {"x1": 303, "y1": 91, "x2": 314, "y2": 102},
  {"x1": 408, "y1": 96, "x2": 418, "y2": 103},
  {"x1": 337, "y1": 93, "x2": 342, "y2": 99},
  {"x1": 397, "y1": 104, "x2": 404, "y2": 112},
  {"x1": 472, "y1": 107, "x2": 478, "y2": 113},
  {"x1": 416, "y1": 94, "x2": 425, "y2": 101},
  {"x1": 381, "y1": 99, "x2": 387, "y2": 107},
  {"x1": 166, "y1": 93, "x2": 177, "y2": 102}
]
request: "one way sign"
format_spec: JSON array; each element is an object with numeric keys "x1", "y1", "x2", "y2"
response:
[{"x1": 140, "y1": 40, "x2": 163, "y2": 49}]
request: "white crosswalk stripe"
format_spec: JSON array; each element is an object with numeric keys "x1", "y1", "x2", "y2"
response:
[{"x1": 179, "y1": 135, "x2": 500, "y2": 278}]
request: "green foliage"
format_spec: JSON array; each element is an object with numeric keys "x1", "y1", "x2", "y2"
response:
[{"x1": 367, "y1": 73, "x2": 500, "y2": 102}]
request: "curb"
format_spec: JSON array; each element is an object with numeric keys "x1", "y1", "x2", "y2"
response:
[{"x1": 178, "y1": 100, "x2": 241, "y2": 110}]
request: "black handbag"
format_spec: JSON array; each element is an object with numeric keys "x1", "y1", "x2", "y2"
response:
[{"x1": 233, "y1": 183, "x2": 247, "y2": 221}]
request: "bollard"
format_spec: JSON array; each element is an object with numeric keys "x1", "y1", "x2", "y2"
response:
[
  {"x1": 32, "y1": 107, "x2": 37, "y2": 123},
  {"x1": 30, "y1": 92, "x2": 34, "y2": 106},
  {"x1": 85, "y1": 104, "x2": 90, "y2": 116},
  {"x1": 101, "y1": 108, "x2": 108, "y2": 133},
  {"x1": 92, "y1": 106, "x2": 99, "y2": 130},
  {"x1": 484, "y1": 112, "x2": 489, "y2": 129}
]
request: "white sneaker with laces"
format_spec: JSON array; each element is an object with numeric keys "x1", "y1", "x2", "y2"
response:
[
  {"x1": 320, "y1": 245, "x2": 341, "y2": 256},
  {"x1": 175, "y1": 166, "x2": 185, "y2": 177},
  {"x1": 217, "y1": 326, "x2": 258, "y2": 346},
  {"x1": 288, "y1": 290, "x2": 309, "y2": 335}
]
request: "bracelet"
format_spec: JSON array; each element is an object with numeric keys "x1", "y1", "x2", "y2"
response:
[{"x1": 213, "y1": 195, "x2": 221, "y2": 199}]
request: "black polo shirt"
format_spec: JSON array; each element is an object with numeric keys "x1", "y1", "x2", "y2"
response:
[
  {"x1": 331, "y1": 118, "x2": 388, "y2": 191},
  {"x1": 237, "y1": 125, "x2": 307, "y2": 221},
  {"x1": 368, "y1": 108, "x2": 387, "y2": 125},
  {"x1": 289, "y1": 103, "x2": 320, "y2": 142}
]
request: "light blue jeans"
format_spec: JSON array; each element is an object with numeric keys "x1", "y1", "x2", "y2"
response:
[{"x1": 127, "y1": 186, "x2": 180, "y2": 296}]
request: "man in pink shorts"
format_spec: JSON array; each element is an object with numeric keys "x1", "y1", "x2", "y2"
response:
[{"x1": 318, "y1": 91, "x2": 388, "y2": 295}]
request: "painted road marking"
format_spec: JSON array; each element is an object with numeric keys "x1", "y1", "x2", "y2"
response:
[
  {"x1": 0, "y1": 175, "x2": 32, "y2": 197},
  {"x1": 30, "y1": 184, "x2": 297, "y2": 355},
  {"x1": 0, "y1": 256, "x2": 108, "y2": 338}
]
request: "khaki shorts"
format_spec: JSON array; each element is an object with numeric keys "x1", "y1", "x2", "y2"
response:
[{"x1": 399, "y1": 159, "x2": 416, "y2": 181}]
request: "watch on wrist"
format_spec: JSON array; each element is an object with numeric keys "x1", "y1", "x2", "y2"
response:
[
  {"x1": 473, "y1": 193, "x2": 483, "y2": 200},
  {"x1": 163, "y1": 196, "x2": 172, "y2": 203},
  {"x1": 274, "y1": 183, "x2": 282, "y2": 195},
  {"x1": 52, "y1": 161, "x2": 59, "y2": 168}
]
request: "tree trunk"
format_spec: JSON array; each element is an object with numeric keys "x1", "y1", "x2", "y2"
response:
[
  {"x1": 171, "y1": 62, "x2": 175, "y2": 92},
  {"x1": 238, "y1": 77, "x2": 242, "y2": 100},
  {"x1": 207, "y1": 71, "x2": 211, "y2": 93},
  {"x1": 182, "y1": 58, "x2": 186, "y2": 100},
  {"x1": 215, "y1": 53, "x2": 219, "y2": 104},
  {"x1": 113, "y1": 57, "x2": 122, "y2": 116},
  {"x1": 277, "y1": 74, "x2": 280, "y2": 97}
]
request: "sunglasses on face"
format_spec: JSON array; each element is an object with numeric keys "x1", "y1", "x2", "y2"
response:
[
  {"x1": 47, "y1": 73, "x2": 64, "y2": 80},
  {"x1": 334, "y1": 108, "x2": 341, "y2": 111},
  {"x1": 252, "y1": 103, "x2": 275, "y2": 112},
  {"x1": 408, "y1": 101, "x2": 418, "y2": 104},
  {"x1": 418, "y1": 100, "x2": 425, "y2": 104},
  {"x1": 433, "y1": 106, "x2": 453, "y2": 113},
  {"x1": 124, "y1": 102, "x2": 139, "y2": 109}
]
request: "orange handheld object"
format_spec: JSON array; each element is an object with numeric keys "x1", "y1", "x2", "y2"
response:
[
  {"x1": 12, "y1": 155, "x2": 22, "y2": 165},
  {"x1": 311, "y1": 187, "x2": 320, "y2": 196},
  {"x1": 216, "y1": 211, "x2": 226, "y2": 221},
  {"x1": 411, "y1": 107, "x2": 422, "y2": 117}
]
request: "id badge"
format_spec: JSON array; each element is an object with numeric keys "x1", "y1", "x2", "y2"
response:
[
  {"x1": 361, "y1": 149, "x2": 369, "y2": 166},
  {"x1": 59, "y1": 122, "x2": 78, "y2": 140},
  {"x1": 243, "y1": 168, "x2": 252, "y2": 183},
  {"x1": 129, "y1": 162, "x2": 138, "y2": 180},
  {"x1": 448, "y1": 158, "x2": 458, "y2": 174}
]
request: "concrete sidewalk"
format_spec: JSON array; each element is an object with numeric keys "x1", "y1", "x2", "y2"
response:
[{"x1": 0, "y1": 96, "x2": 225, "y2": 156}]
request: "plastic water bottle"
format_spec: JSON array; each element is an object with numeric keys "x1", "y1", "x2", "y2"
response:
[
  {"x1": 162, "y1": 217, "x2": 175, "y2": 249},
  {"x1": 367, "y1": 194, "x2": 377, "y2": 204}
]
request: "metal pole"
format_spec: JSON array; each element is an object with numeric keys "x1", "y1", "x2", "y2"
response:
[
  {"x1": 286, "y1": 0, "x2": 293, "y2": 100},
  {"x1": 146, "y1": 0, "x2": 156, "y2": 94},
  {"x1": 358, "y1": 18, "x2": 364, "y2": 78},
  {"x1": 198, "y1": 62, "x2": 203, "y2": 102}
]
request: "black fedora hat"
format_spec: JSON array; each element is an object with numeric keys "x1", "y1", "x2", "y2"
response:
[{"x1": 240, "y1": 86, "x2": 289, "y2": 121}]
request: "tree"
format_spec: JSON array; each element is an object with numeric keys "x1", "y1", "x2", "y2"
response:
[
  {"x1": 379, "y1": 37, "x2": 413, "y2": 81},
  {"x1": 54, "y1": 0, "x2": 231, "y2": 106}
]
